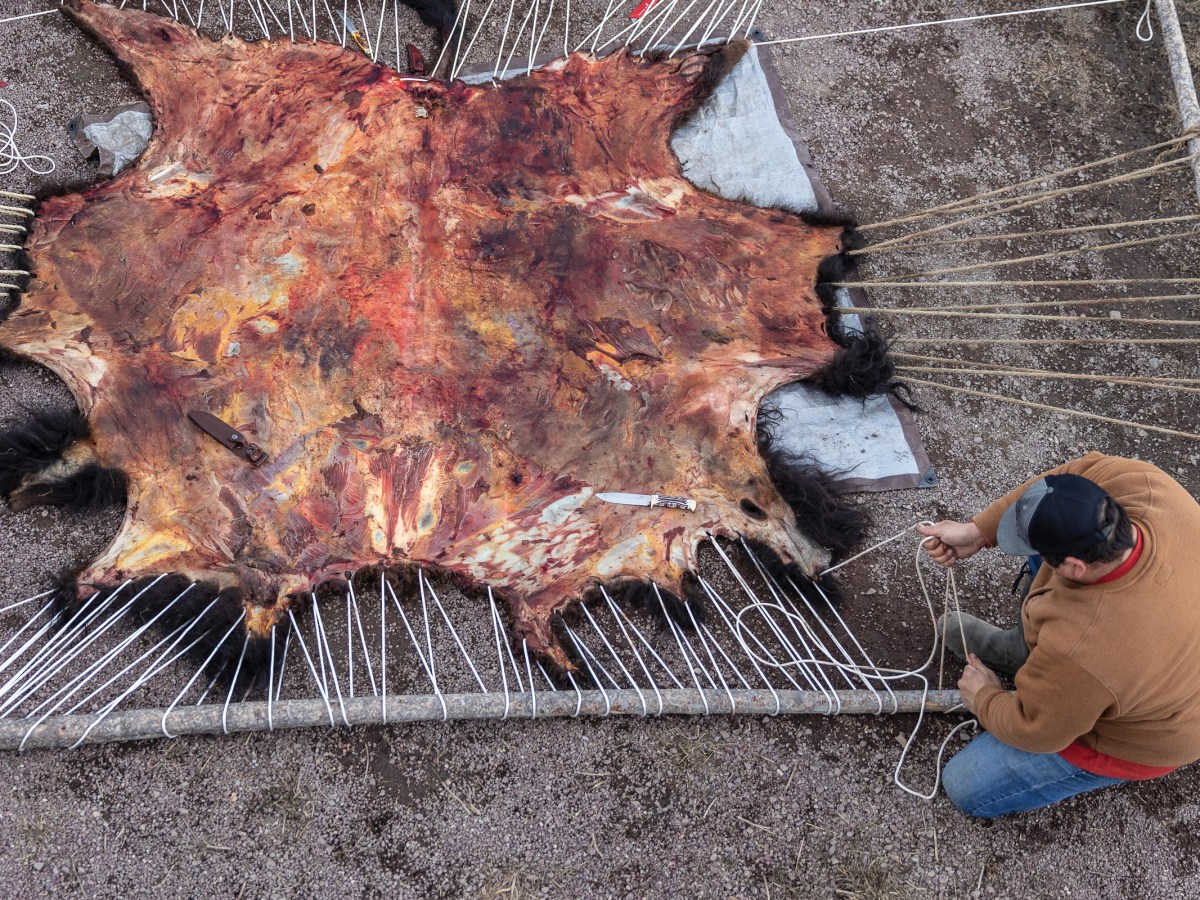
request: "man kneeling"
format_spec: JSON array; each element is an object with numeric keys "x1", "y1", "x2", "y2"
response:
[{"x1": 917, "y1": 452, "x2": 1200, "y2": 818}]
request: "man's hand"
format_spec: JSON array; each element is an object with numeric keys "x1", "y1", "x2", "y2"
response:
[
  {"x1": 958, "y1": 653, "x2": 1002, "y2": 714},
  {"x1": 916, "y1": 520, "x2": 987, "y2": 568}
]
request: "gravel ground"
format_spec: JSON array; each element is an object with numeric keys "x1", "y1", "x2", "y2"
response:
[{"x1": 1, "y1": 1, "x2": 1200, "y2": 897}]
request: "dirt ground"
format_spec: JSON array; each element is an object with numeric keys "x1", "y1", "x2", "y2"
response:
[{"x1": 1, "y1": 0, "x2": 1199, "y2": 897}]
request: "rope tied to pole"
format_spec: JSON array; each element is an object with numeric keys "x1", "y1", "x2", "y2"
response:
[{"x1": 798, "y1": 523, "x2": 980, "y2": 799}]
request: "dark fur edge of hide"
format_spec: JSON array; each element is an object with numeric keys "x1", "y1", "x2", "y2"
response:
[
  {"x1": 0, "y1": 344, "x2": 28, "y2": 365},
  {"x1": 798, "y1": 208, "x2": 861, "y2": 240},
  {"x1": 809, "y1": 331, "x2": 920, "y2": 411},
  {"x1": 46, "y1": 574, "x2": 288, "y2": 698},
  {"x1": 0, "y1": 408, "x2": 90, "y2": 496},
  {"x1": 9, "y1": 463, "x2": 128, "y2": 512},
  {"x1": 739, "y1": 536, "x2": 847, "y2": 608},
  {"x1": 811, "y1": 251, "x2": 917, "y2": 410},
  {"x1": 755, "y1": 407, "x2": 871, "y2": 558},
  {"x1": 644, "y1": 39, "x2": 752, "y2": 134},
  {"x1": 401, "y1": 0, "x2": 458, "y2": 39}
]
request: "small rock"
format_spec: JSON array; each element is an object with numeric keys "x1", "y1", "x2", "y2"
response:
[{"x1": 32, "y1": 862, "x2": 43, "y2": 872}]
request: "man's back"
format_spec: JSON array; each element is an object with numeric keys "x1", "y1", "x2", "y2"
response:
[{"x1": 977, "y1": 452, "x2": 1200, "y2": 766}]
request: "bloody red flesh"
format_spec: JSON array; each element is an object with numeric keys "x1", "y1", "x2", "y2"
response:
[{"x1": 3, "y1": 3, "x2": 845, "y2": 665}]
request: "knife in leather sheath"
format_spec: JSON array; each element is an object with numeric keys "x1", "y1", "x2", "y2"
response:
[{"x1": 188, "y1": 410, "x2": 269, "y2": 466}]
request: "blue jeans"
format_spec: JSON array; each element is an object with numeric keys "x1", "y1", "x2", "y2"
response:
[{"x1": 943, "y1": 733, "x2": 1126, "y2": 818}]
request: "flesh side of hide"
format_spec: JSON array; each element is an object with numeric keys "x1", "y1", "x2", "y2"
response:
[{"x1": 3, "y1": 2, "x2": 846, "y2": 666}]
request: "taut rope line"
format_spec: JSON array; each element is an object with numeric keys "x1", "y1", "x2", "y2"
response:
[
  {"x1": 754, "y1": 0, "x2": 1131, "y2": 49},
  {"x1": 857, "y1": 154, "x2": 1198, "y2": 255},
  {"x1": 830, "y1": 306, "x2": 1199, "y2": 327},
  {"x1": 862, "y1": 228, "x2": 1200, "y2": 283},
  {"x1": 902, "y1": 376, "x2": 1200, "y2": 441},
  {"x1": 833, "y1": 278, "x2": 1200, "y2": 288},
  {"x1": 896, "y1": 337, "x2": 1200, "y2": 346},
  {"x1": 927, "y1": 294, "x2": 1199, "y2": 310},
  {"x1": 896, "y1": 364, "x2": 1200, "y2": 395},
  {"x1": 849, "y1": 214, "x2": 1200, "y2": 257},
  {"x1": 893, "y1": 351, "x2": 1200, "y2": 385},
  {"x1": 860, "y1": 129, "x2": 1200, "y2": 234}
]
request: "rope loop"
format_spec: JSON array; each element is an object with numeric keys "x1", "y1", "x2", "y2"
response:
[
  {"x1": 1136, "y1": 0, "x2": 1154, "y2": 42},
  {"x1": 0, "y1": 99, "x2": 55, "y2": 178},
  {"x1": 798, "y1": 521, "x2": 981, "y2": 799}
]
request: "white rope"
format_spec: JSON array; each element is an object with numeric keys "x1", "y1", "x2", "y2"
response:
[
  {"x1": 819, "y1": 523, "x2": 926, "y2": 576},
  {"x1": 0, "y1": 99, "x2": 55, "y2": 177},
  {"x1": 755, "y1": 0, "x2": 1131, "y2": 47},
  {"x1": 0, "y1": 10, "x2": 60, "y2": 25},
  {"x1": 452, "y1": 0, "x2": 499, "y2": 80},
  {"x1": 728, "y1": 524, "x2": 981, "y2": 799},
  {"x1": 1136, "y1": 0, "x2": 1154, "y2": 41}
]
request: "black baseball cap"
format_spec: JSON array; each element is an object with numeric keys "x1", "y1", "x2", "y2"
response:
[{"x1": 996, "y1": 474, "x2": 1116, "y2": 558}]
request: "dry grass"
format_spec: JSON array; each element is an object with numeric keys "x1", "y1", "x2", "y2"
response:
[
  {"x1": 833, "y1": 855, "x2": 915, "y2": 900},
  {"x1": 478, "y1": 867, "x2": 565, "y2": 899},
  {"x1": 262, "y1": 771, "x2": 318, "y2": 826},
  {"x1": 18, "y1": 816, "x2": 53, "y2": 848},
  {"x1": 654, "y1": 722, "x2": 724, "y2": 770}
]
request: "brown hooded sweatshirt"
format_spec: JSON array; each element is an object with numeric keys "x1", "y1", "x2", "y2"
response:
[{"x1": 971, "y1": 452, "x2": 1200, "y2": 768}]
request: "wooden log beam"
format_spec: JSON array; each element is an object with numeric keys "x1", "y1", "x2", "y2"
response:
[
  {"x1": 1155, "y1": 0, "x2": 1200, "y2": 203},
  {"x1": 0, "y1": 689, "x2": 964, "y2": 751}
]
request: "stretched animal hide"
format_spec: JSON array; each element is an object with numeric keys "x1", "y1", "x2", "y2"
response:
[{"x1": 2, "y1": 1, "x2": 854, "y2": 669}]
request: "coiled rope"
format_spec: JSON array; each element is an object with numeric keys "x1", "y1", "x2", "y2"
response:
[{"x1": 0, "y1": 98, "x2": 55, "y2": 177}]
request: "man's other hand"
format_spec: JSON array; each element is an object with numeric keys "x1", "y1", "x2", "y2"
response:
[
  {"x1": 958, "y1": 653, "x2": 1002, "y2": 714},
  {"x1": 916, "y1": 520, "x2": 987, "y2": 567}
]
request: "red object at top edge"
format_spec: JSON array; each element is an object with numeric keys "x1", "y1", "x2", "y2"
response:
[{"x1": 629, "y1": 0, "x2": 660, "y2": 19}]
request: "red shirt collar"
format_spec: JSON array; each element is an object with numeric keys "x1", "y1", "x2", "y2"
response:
[{"x1": 1094, "y1": 525, "x2": 1143, "y2": 585}]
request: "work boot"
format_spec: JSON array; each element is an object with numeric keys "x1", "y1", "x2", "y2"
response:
[{"x1": 936, "y1": 612, "x2": 1029, "y2": 678}]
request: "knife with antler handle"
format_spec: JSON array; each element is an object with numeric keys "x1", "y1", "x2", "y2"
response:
[{"x1": 596, "y1": 491, "x2": 697, "y2": 511}]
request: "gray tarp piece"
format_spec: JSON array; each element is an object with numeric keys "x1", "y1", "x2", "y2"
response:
[
  {"x1": 68, "y1": 101, "x2": 153, "y2": 176},
  {"x1": 670, "y1": 44, "x2": 818, "y2": 212}
]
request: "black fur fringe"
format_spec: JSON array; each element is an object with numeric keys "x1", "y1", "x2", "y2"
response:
[
  {"x1": 640, "y1": 39, "x2": 751, "y2": 134},
  {"x1": 0, "y1": 409, "x2": 89, "y2": 495},
  {"x1": 10, "y1": 463, "x2": 128, "y2": 512},
  {"x1": 811, "y1": 244, "x2": 915, "y2": 409},
  {"x1": 401, "y1": 0, "x2": 458, "y2": 39},
  {"x1": 755, "y1": 407, "x2": 871, "y2": 558},
  {"x1": 810, "y1": 332, "x2": 918, "y2": 410},
  {"x1": 799, "y1": 209, "x2": 861, "y2": 237},
  {"x1": 48, "y1": 575, "x2": 287, "y2": 698}
]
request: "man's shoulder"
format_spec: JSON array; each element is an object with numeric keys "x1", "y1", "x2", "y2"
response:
[
  {"x1": 1062, "y1": 452, "x2": 1163, "y2": 484},
  {"x1": 1064, "y1": 453, "x2": 1194, "y2": 515}
]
